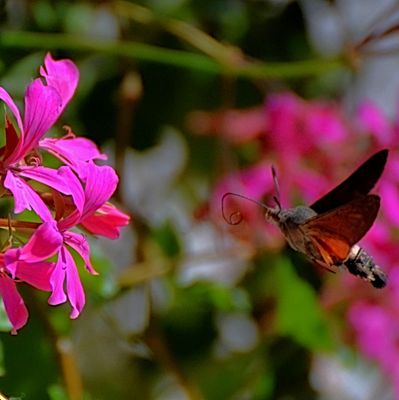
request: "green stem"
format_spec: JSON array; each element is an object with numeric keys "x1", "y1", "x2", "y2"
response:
[{"x1": 0, "y1": 30, "x2": 344, "y2": 79}]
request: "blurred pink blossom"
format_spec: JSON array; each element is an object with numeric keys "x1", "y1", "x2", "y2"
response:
[
  {"x1": 199, "y1": 90, "x2": 399, "y2": 395},
  {"x1": 188, "y1": 107, "x2": 266, "y2": 144}
]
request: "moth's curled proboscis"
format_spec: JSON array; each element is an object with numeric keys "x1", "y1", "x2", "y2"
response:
[
  {"x1": 221, "y1": 192, "x2": 245, "y2": 225},
  {"x1": 221, "y1": 192, "x2": 271, "y2": 225}
]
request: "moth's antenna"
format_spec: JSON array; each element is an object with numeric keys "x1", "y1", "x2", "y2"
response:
[
  {"x1": 271, "y1": 166, "x2": 281, "y2": 210},
  {"x1": 221, "y1": 192, "x2": 270, "y2": 225}
]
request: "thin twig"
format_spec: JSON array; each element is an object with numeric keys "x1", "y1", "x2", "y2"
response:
[
  {"x1": 145, "y1": 322, "x2": 203, "y2": 400},
  {"x1": 0, "y1": 31, "x2": 344, "y2": 80}
]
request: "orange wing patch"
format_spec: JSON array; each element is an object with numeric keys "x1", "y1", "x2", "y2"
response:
[{"x1": 309, "y1": 234, "x2": 351, "y2": 266}]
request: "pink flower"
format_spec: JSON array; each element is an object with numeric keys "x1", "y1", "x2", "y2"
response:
[
  {"x1": 187, "y1": 107, "x2": 266, "y2": 144},
  {"x1": 0, "y1": 53, "x2": 80, "y2": 221},
  {"x1": 4, "y1": 162, "x2": 122, "y2": 319},
  {"x1": 0, "y1": 53, "x2": 78, "y2": 166},
  {"x1": 0, "y1": 53, "x2": 130, "y2": 330},
  {"x1": 347, "y1": 300, "x2": 399, "y2": 383},
  {"x1": 1, "y1": 222, "x2": 58, "y2": 333},
  {"x1": 46, "y1": 162, "x2": 122, "y2": 318},
  {"x1": 80, "y1": 202, "x2": 130, "y2": 239},
  {"x1": 303, "y1": 102, "x2": 347, "y2": 144},
  {"x1": 0, "y1": 272, "x2": 29, "y2": 334},
  {"x1": 356, "y1": 101, "x2": 393, "y2": 145},
  {"x1": 39, "y1": 128, "x2": 107, "y2": 178}
]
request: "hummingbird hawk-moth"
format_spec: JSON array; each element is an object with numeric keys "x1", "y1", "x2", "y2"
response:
[{"x1": 222, "y1": 149, "x2": 388, "y2": 288}]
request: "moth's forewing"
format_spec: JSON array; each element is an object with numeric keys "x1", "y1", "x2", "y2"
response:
[
  {"x1": 303, "y1": 195, "x2": 380, "y2": 265},
  {"x1": 310, "y1": 149, "x2": 388, "y2": 214}
]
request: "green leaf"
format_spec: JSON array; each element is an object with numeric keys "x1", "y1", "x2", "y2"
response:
[
  {"x1": 0, "y1": 340, "x2": 5, "y2": 377},
  {"x1": 272, "y1": 257, "x2": 334, "y2": 351},
  {"x1": 208, "y1": 285, "x2": 251, "y2": 313},
  {"x1": 0, "y1": 303, "x2": 12, "y2": 333},
  {"x1": 48, "y1": 384, "x2": 69, "y2": 400},
  {"x1": 151, "y1": 220, "x2": 181, "y2": 257}
]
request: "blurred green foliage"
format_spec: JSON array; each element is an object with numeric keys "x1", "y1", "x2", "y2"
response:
[{"x1": 272, "y1": 258, "x2": 333, "y2": 351}]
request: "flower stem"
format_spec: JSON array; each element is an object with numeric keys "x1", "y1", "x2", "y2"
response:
[
  {"x1": 0, "y1": 218, "x2": 39, "y2": 230},
  {"x1": 145, "y1": 321, "x2": 203, "y2": 400},
  {"x1": 0, "y1": 30, "x2": 344, "y2": 79}
]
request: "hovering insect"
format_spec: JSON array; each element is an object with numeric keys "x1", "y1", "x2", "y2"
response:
[{"x1": 222, "y1": 149, "x2": 388, "y2": 288}]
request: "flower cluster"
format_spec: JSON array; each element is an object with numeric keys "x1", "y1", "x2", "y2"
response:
[
  {"x1": 192, "y1": 91, "x2": 399, "y2": 395},
  {"x1": 0, "y1": 54, "x2": 129, "y2": 333}
]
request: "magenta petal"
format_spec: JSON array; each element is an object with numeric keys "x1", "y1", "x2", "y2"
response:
[
  {"x1": 2, "y1": 118, "x2": 22, "y2": 166},
  {"x1": 16, "y1": 221, "x2": 62, "y2": 262},
  {"x1": 15, "y1": 261, "x2": 55, "y2": 291},
  {"x1": 18, "y1": 166, "x2": 69, "y2": 192},
  {"x1": 19, "y1": 166, "x2": 85, "y2": 214},
  {"x1": 48, "y1": 251, "x2": 67, "y2": 306},
  {"x1": 40, "y1": 135, "x2": 107, "y2": 178},
  {"x1": 357, "y1": 101, "x2": 392, "y2": 144},
  {"x1": 40, "y1": 53, "x2": 79, "y2": 114},
  {"x1": 64, "y1": 231, "x2": 97, "y2": 274},
  {"x1": 58, "y1": 166, "x2": 85, "y2": 214},
  {"x1": 82, "y1": 162, "x2": 118, "y2": 218},
  {"x1": 4, "y1": 171, "x2": 53, "y2": 221},
  {"x1": 49, "y1": 246, "x2": 85, "y2": 318},
  {"x1": 40, "y1": 135, "x2": 106, "y2": 162},
  {"x1": 80, "y1": 203, "x2": 130, "y2": 239},
  {"x1": 23, "y1": 78, "x2": 62, "y2": 154},
  {"x1": 0, "y1": 276, "x2": 28, "y2": 334},
  {"x1": 63, "y1": 247, "x2": 85, "y2": 319},
  {"x1": 0, "y1": 88, "x2": 24, "y2": 136},
  {"x1": 4, "y1": 221, "x2": 60, "y2": 278},
  {"x1": 380, "y1": 183, "x2": 399, "y2": 226},
  {"x1": 80, "y1": 214, "x2": 120, "y2": 239}
]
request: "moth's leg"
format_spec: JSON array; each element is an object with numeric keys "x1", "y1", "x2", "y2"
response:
[{"x1": 311, "y1": 258, "x2": 336, "y2": 274}]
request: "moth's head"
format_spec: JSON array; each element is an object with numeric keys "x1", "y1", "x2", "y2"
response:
[{"x1": 264, "y1": 205, "x2": 281, "y2": 225}]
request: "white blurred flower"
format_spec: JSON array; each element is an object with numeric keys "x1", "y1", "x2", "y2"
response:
[
  {"x1": 120, "y1": 127, "x2": 188, "y2": 226},
  {"x1": 152, "y1": 374, "x2": 189, "y2": 400},
  {"x1": 213, "y1": 312, "x2": 260, "y2": 358},
  {"x1": 301, "y1": 0, "x2": 399, "y2": 116},
  {"x1": 178, "y1": 221, "x2": 253, "y2": 286},
  {"x1": 311, "y1": 352, "x2": 394, "y2": 400}
]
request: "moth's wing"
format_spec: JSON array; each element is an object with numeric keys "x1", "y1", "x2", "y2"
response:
[
  {"x1": 310, "y1": 149, "x2": 387, "y2": 214},
  {"x1": 303, "y1": 195, "x2": 380, "y2": 265}
]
